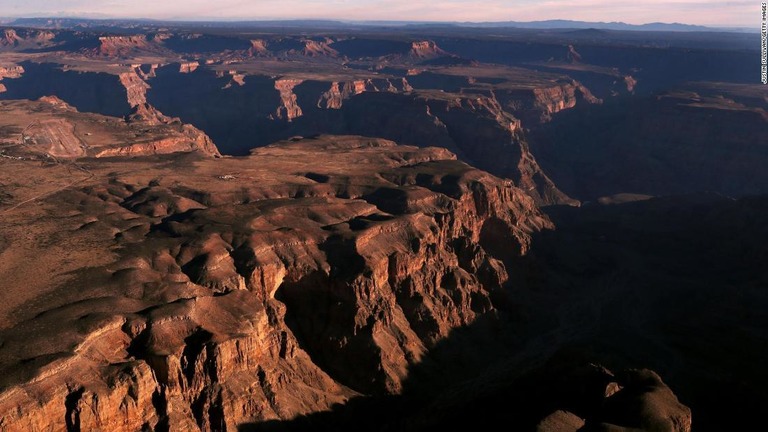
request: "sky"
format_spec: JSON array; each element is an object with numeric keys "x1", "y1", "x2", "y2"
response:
[{"x1": 0, "y1": 0, "x2": 757, "y2": 27}]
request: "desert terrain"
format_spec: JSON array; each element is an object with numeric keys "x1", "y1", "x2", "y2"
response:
[{"x1": 0, "y1": 19, "x2": 765, "y2": 431}]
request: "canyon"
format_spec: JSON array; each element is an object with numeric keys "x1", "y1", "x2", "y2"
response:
[
  {"x1": 0, "y1": 133, "x2": 553, "y2": 430},
  {"x1": 0, "y1": 20, "x2": 764, "y2": 432}
]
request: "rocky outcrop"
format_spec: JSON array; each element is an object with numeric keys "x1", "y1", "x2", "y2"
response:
[
  {"x1": 179, "y1": 61, "x2": 200, "y2": 73},
  {"x1": 0, "y1": 28, "x2": 55, "y2": 48},
  {"x1": 94, "y1": 121, "x2": 220, "y2": 157},
  {"x1": 220, "y1": 70, "x2": 246, "y2": 88},
  {"x1": 0, "y1": 97, "x2": 220, "y2": 158},
  {"x1": 1, "y1": 29, "x2": 21, "y2": 46},
  {"x1": 0, "y1": 65, "x2": 24, "y2": 78},
  {"x1": 534, "y1": 366, "x2": 691, "y2": 432},
  {"x1": 133, "y1": 63, "x2": 159, "y2": 80},
  {"x1": 403, "y1": 355, "x2": 691, "y2": 432},
  {"x1": 0, "y1": 135, "x2": 549, "y2": 430},
  {"x1": 119, "y1": 68, "x2": 151, "y2": 108},
  {"x1": 495, "y1": 79, "x2": 601, "y2": 123},
  {"x1": 0, "y1": 64, "x2": 23, "y2": 92},
  {"x1": 38, "y1": 94, "x2": 77, "y2": 110},
  {"x1": 302, "y1": 38, "x2": 338, "y2": 57},
  {"x1": 527, "y1": 81, "x2": 591, "y2": 115},
  {"x1": 624, "y1": 75, "x2": 637, "y2": 92},
  {"x1": 274, "y1": 78, "x2": 304, "y2": 120},
  {"x1": 118, "y1": 66, "x2": 208, "y2": 133},
  {"x1": 424, "y1": 92, "x2": 576, "y2": 205},
  {"x1": 81, "y1": 34, "x2": 172, "y2": 59},
  {"x1": 336, "y1": 91, "x2": 577, "y2": 205},
  {"x1": 97, "y1": 35, "x2": 151, "y2": 57},
  {"x1": 410, "y1": 40, "x2": 447, "y2": 59},
  {"x1": 566, "y1": 44, "x2": 582, "y2": 63},
  {"x1": 317, "y1": 78, "x2": 413, "y2": 109},
  {"x1": 248, "y1": 39, "x2": 269, "y2": 56}
]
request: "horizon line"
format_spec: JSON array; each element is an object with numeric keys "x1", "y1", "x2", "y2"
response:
[{"x1": 0, "y1": 16, "x2": 754, "y2": 31}]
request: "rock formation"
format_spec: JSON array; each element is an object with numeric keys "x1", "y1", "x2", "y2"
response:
[
  {"x1": 0, "y1": 97, "x2": 220, "y2": 158},
  {"x1": 409, "y1": 40, "x2": 448, "y2": 59},
  {"x1": 0, "y1": 64, "x2": 23, "y2": 92},
  {"x1": 274, "y1": 79, "x2": 304, "y2": 120},
  {"x1": 566, "y1": 44, "x2": 583, "y2": 63},
  {"x1": 119, "y1": 68, "x2": 152, "y2": 108},
  {"x1": 1, "y1": 29, "x2": 21, "y2": 46},
  {"x1": 96, "y1": 35, "x2": 153, "y2": 57},
  {"x1": 317, "y1": 78, "x2": 413, "y2": 109},
  {"x1": 1, "y1": 22, "x2": 759, "y2": 430},
  {"x1": 0, "y1": 134, "x2": 550, "y2": 430},
  {"x1": 302, "y1": 38, "x2": 339, "y2": 57},
  {"x1": 248, "y1": 39, "x2": 269, "y2": 56},
  {"x1": 179, "y1": 62, "x2": 200, "y2": 73},
  {"x1": 0, "y1": 28, "x2": 55, "y2": 49},
  {"x1": 494, "y1": 79, "x2": 601, "y2": 123}
]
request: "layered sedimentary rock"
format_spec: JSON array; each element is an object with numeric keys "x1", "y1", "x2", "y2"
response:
[
  {"x1": 317, "y1": 78, "x2": 413, "y2": 109},
  {"x1": 0, "y1": 64, "x2": 23, "y2": 92},
  {"x1": 179, "y1": 61, "x2": 200, "y2": 73},
  {"x1": 1, "y1": 29, "x2": 20, "y2": 46},
  {"x1": 338, "y1": 90, "x2": 578, "y2": 205},
  {"x1": 248, "y1": 39, "x2": 269, "y2": 56},
  {"x1": 273, "y1": 78, "x2": 304, "y2": 120},
  {"x1": 0, "y1": 28, "x2": 56, "y2": 49},
  {"x1": 0, "y1": 64, "x2": 23, "y2": 78},
  {"x1": 409, "y1": 40, "x2": 448, "y2": 59},
  {"x1": 494, "y1": 79, "x2": 601, "y2": 123},
  {"x1": 0, "y1": 135, "x2": 550, "y2": 430},
  {"x1": 96, "y1": 35, "x2": 154, "y2": 57},
  {"x1": 0, "y1": 97, "x2": 219, "y2": 158},
  {"x1": 302, "y1": 38, "x2": 339, "y2": 57},
  {"x1": 119, "y1": 68, "x2": 151, "y2": 108}
]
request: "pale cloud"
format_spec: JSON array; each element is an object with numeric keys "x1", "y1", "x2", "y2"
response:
[{"x1": 0, "y1": 0, "x2": 755, "y2": 27}]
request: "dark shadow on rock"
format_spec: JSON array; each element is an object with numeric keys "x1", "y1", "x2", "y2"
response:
[{"x1": 240, "y1": 194, "x2": 768, "y2": 432}]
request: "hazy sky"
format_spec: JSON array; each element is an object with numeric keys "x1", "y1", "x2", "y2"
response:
[{"x1": 0, "y1": 0, "x2": 756, "y2": 27}]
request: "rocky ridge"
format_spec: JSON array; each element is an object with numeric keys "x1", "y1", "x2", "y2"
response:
[
  {"x1": 0, "y1": 97, "x2": 220, "y2": 158},
  {"x1": 0, "y1": 135, "x2": 550, "y2": 430},
  {"x1": 0, "y1": 64, "x2": 23, "y2": 92}
]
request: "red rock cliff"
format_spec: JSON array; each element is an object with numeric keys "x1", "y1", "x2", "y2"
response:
[{"x1": 0, "y1": 135, "x2": 549, "y2": 430}]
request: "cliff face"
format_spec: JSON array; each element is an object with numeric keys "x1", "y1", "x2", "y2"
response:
[
  {"x1": 317, "y1": 78, "x2": 413, "y2": 109},
  {"x1": 119, "y1": 68, "x2": 152, "y2": 108},
  {"x1": 494, "y1": 79, "x2": 601, "y2": 124},
  {"x1": 528, "y1": 86, "x2": 768, "y2": 200},
  {"x1": 0, "y1": 60, "x2": 592, "y2": 205},
  {"x1": 0, "y1": 64, "x2": 23, "y2": 78},
  {"x1": 273, "y1": 78, "x2": 304, "y2": 120},
  {"x1": 248, "y1": 39, "x2": 269, "y2": 56},
  {"x1": 409, "y1": 40, "x2": 448, "y2": 59},
  {"x1": 92, "y1": 122, "x2": 220, "y2": 157},
  {"x1": 96, "y1": 35, "x2": 154, "y2": 57},
  {"x1": 0, "y1": 64, "x2": 23, "y2": 93},
  {"x1": 0, "y1": 97, "x2": 220, "y2": 158},
  {"x1": 302, "y1": 38, "x2": 339, "y2": 57},
  {"x1": 0, "y1": 28, "x2": 55, "y2": 49},
  {"x1": 135, "y1": 65, "x2": 575, "y2": 204},
  {"x1": 422, "y1": 92, "x2": 578, "y2": 205},
  {"x1": 335, "y1": 91, "x2": 577, "y2": 206},
  {"x1": 0, "y1": 135, "x2": 549, "y2": 430},
  {"x1": 2, "y1": 29, "x2": 20, "y2": 46},
  {"x1": 179, "y1": 62, "x2": 200, "y2": 73}
]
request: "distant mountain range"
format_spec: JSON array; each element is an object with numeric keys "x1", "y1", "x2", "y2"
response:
[
  {"x1": 463, "y1": 19, "x2": 714, "y2": 31},
  {"x1": 2, "y1": 17, "x2": 753, "y2": 33}
]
